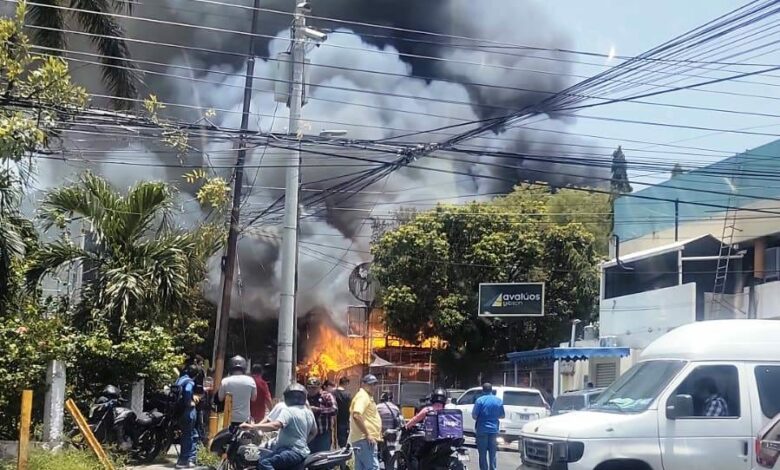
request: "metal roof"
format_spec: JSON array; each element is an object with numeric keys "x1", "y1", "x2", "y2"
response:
[
  {"x1": 601, "y1": 235, "x2": 716, "y2": 268},
  {"x1": 507, "y1": 347, "x2": 631, "y2": 364},
  {"x1": 641, "y1": 320, "x2": 780, "y2": 362}
]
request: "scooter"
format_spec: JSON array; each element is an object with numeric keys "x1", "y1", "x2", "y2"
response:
[{"x1": 387, "y1": 424, "x2": 469, "y2": 470}]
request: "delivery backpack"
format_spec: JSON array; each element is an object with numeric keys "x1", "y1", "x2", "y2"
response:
[{"x1": 423, "y1": 409, "x2": 464, "y2": 441}]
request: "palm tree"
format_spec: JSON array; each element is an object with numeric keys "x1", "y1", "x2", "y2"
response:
[
  {"x1": 27, "y1": 172, "x2": 222, "y2": 338},
  {"x1": 27, "y1": 0, "x2": 138, "y2": 108},
  {"x1": 0, "y1": 169, "x2": 36, "y2": 314}
]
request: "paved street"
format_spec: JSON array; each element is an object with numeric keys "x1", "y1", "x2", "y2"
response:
[{"x1": 132, "y1": 438, "x2": 520, "y2": 470}]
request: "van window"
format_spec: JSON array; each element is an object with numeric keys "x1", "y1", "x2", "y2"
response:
[
  {"x1": 592, "y1": 360, "x2": 685, "y2": 413},
  {"x1": 504, "y1": 391, "x2": 545, "y2": 407},
  {"x1": 671, "y1": 365, "x2": 740, "y2": 418},
  {"x1": 457, "y1": 390, "x2": 479, "y2": 405},
  {"x1": 755, "y1": 365, "x2": 780, "y2": 418}
]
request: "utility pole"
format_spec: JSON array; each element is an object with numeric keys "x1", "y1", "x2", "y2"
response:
[
  {"x1": 213, "y1": 0, "x2": 262, "y2": 388},
  {"x1": 276, "y1": 2, "x2": 322, "y2": 396}
]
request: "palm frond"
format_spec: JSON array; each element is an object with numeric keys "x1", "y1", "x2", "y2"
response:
[
  {"x1": 27, "y1": 0, "x2": 67, "y2": 52},
  {"x1": 122, "y1": 181, "x2": 174, "y2": 240},
  {"x1": 39, "y1": 172, "x2": 121, "y2": 240},
  {"x1": 70, "y1": 0, "x2": 139, "y2": 107},
  {"x1": 25, "y1": 238, "x2": 90, "y2": 291}
]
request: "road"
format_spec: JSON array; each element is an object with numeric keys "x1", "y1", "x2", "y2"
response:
[{"x1": 133, "y1": 438, "x2": 520, "y2": 470}]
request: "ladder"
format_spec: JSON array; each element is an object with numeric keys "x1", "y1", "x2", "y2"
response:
[{"x1": 711, "y1": 157, "x2": 744, "y2": 318}]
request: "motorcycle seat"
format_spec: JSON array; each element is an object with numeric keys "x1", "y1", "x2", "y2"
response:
[{"x1": 136, "y1": 411, "x2": 163, "y2": 427}]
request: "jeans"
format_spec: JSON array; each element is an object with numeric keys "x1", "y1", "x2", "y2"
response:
[
  {"x1": 336, "y1": 423, "x2": 349, "y2": 448},
  {"x1": 309, "y1": 431, "x2": 332, "y2": 453},
  {"x1": 256, "y1": 447, "x2": 306, "y2": 470},
  {"x1": 177, "y1": 409, "x2": 198, "y2": 465},
  {"x1": 352, "y1": 439, "x2": 379, "y2": 470},
  {"x1": 476, "y1": 433, "x2": 498, "y2": 470}
]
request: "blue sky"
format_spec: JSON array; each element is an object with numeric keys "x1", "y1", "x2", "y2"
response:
[{"x1": 537, "y1": 0, "x2": 780, "y2": 188}]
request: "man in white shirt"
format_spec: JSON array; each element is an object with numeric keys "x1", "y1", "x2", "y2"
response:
[{"x1": 218, "y1": 355, "x2": 257, "y2": 425}]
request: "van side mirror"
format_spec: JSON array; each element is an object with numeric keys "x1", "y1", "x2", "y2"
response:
[
  {"x1": 666, "y1": 394, "x2": 694, "y2": 420},
  {"x1": 452, "y1": 397, "x2": 458, "y2": 405}
]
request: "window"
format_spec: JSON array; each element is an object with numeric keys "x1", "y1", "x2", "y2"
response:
[
  {"x1": 552, "y1": 395, "x2": 585, "y2": 414},
  {"x1": 672, "y1": 365, "x2": 740, "y2": 418},
  {"x1": 592, "y1": 360, "x2": 685, "y2": 413},
  {"x1": 755, "y1": 365, "x2": 780, "y2": 418},
  {"x1": 503, "y1": 391, "x2": 546, "y2": 407},
  {"x1": 456, "y1": 390, "x2": 479, "y2": 405}
]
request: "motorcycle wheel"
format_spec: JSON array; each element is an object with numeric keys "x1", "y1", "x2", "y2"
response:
[
  {"x1": 131, "y1": 430, "x2": 162, "y2": 463},
  {"x1": 387, "y1": 452, "x2": 408, "y2": 470},
  {"x1": 447, "y1": 457, "x2": 465, "y2": 470}
]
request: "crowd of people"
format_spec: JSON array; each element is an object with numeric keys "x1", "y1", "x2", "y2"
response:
[{"x1": 173, "y1": 354, "x2": 397, "y2": 470}]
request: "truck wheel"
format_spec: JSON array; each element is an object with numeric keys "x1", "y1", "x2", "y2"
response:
[{"x1": 595, "y1": 460, "x2": 652, "y2": 470}]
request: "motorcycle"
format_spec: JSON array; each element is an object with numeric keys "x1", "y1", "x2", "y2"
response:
[
  {"x1": 209, "y1": 427, "x2": 353, "y2": 470},
  {"x1": 69, "y1": 387, "x2": 168, "y2": 463},
  {"x1": 387, "y1": 424, "x2": 469, "y2": 470}
]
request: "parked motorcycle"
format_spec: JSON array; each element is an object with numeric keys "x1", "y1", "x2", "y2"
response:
[
  {"x1": 209, "y1": 427, "x2": 353, "y2": 470},
  {"x1": 387, "y1": 424, "x2": 469, "y2": 470},
  {"x1": 69, "y1": 385, "x2": 167, "y2": 463}
]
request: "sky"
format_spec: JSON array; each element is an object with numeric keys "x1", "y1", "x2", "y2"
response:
[{"x1": 537, "y1": 0, "x2": 780, "y2": 188}]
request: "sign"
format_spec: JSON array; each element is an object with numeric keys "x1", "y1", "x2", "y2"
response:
[{"x1": 478, "y1": 283, "x2": 545, "y2": 317}]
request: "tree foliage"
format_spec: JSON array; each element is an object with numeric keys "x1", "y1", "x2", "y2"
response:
[
  {"x1": 610, "y1": 146, "x2": 632, "y2": 195},
  {"x1": 26, "y1": 0, "x2": 138, "y2": 107},
  {"x1": 372, "y1": 186, "x2": 601, "y2": 384}
]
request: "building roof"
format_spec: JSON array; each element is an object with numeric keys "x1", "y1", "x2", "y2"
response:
[
  {"x1": 507, "y1": 347, "x2": 631, "y2": 364},
  {"x1": 601, "y1": 234, "x2": 716, "y2": 268},
  {"x1": 641, "y1": 320, "x2": 780, "y2": 362}
]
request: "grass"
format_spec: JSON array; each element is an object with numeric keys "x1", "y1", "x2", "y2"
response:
[{"x1": 0, "y1": 448, "x2": 119, "y2": 470}]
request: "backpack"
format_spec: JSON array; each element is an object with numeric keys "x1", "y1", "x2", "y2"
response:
[{"x1": 170, "y1": 377, "x2": 193, "y2": 418}]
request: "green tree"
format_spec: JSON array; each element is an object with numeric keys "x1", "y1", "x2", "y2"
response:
[
  {"x1": 671, "y1": 162, "x2": 685, "y2": 178},
  {"x1": 610, "y1": 146, "x2": 632, "y2": 194},
  {"x1": 371, "y1": 186, "x2": 600, "y2": 384},
  {"x1": 26, "y1": 0, "x2": 138, "y2": 107},
  {"x1": 28, "y1": 172, "x2": 223, "y2": 339}
]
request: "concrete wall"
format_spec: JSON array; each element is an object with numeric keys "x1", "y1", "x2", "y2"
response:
[
  {"x1": 600, "y1": 283, "x2": 697, "y2": 349},
  {"x1": 755, "y1": 281, "x2": 780, "y2": 319}
]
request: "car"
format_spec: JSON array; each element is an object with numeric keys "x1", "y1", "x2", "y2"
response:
[
  {"x1": 453, "y1": 386, "x2": 551, "y2": 443},
  {"x1": 551, "y1": 388, "x2": 604, "y2": 415},
  {"x1": 519, "y1": 320, "x2": 780, "y2": 470}
]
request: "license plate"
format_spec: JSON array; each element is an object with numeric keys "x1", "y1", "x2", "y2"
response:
[
  {"x1": 514, "y1": 413, "x2": 534, "y2": 421},
  {"x1": 457, "y1": 454, "x2": 470, "y2": 462}
]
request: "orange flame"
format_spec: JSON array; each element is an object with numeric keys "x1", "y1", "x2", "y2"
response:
[{"x1": 300, "y1": 324, "x2": 364, "y2": 379}]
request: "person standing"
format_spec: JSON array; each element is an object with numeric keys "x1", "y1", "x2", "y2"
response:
[
  {"x1": 350, "y1": 374, "x2": 382, "y2": 470},
  {"x1": 218, "y1": 355, "x2": 257, "y2": 426},
  {"x1": 472, "y1": 383, "x2": 505, "y2": 470},
  {"x1": 332, "y1": 377, "x2": 353, "y2": 449},
  {"x1": 250, "y1": 363, "x2": 273, "y2": 423},
  {"x1": 306, "y1": 377, "x2": 338, "y2": 453},
  {"x1": 377, "y1": 391, "x2": 402, "y2": 464},
  {"x1": 175, "y1": 362, "x2": 201, "y2": 469}
]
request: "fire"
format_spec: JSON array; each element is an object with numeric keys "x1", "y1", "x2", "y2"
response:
[{"x1": 300, "y1": 324, "x2": 364, "y2": 379}]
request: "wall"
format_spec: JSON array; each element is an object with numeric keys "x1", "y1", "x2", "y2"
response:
[
  {"x1": 600, "y1": 283, "x2": 697, "y2": 349},
  {"x1": 754, "y1": 281, "x2": 780, "y2": 320}
]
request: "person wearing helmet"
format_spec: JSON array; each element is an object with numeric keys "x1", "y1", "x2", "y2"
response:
[
  {"x1": 473, "y1": 383, "x2": 505, "y2": 470},
  {"x1": 404, "y1": 387, "x2": 447, "y2": 430},
  {"x1": 350, "y1": 374, "x2": 382, "y2": 470},
  {"x1": 305, "y1": 377, "x2": 337, "y2": 453},
  {"x1": 377, "y1": 391, "x2": 402, "y2": 464},
  {"x1": 241, "y1": 383, "x2": 316, "y2": 470},
  {"x1": 218, "y1": 355, "x2": 257, "y2": 426}
]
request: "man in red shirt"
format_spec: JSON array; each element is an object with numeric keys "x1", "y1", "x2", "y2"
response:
[{"x1": 250, "y1": 363, "x2": 273, "y2": 423}]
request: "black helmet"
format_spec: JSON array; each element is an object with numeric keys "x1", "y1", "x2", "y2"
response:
[
  {"x1": 431, "y1": 388, "x2": 447, "y2": 405},
  {"x1": 380, "y1": 391, "x2": 393, "y2": 403},
  {"x1": 306, "y1": 377, "x2": 322, "y2": 388},
  {"x1": 102, "y1": 385, "x2": 121, "y2": 399},
  {"x1": 283, "y1": 383, "x2": 307, "y2": 406},
  {"x1": 228, "y1": 355, "x2": 248, "y2": 374}
]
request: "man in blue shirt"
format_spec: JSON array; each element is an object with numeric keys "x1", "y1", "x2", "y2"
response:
[
  {"x1": 472, "y1": 383, "x2": 505, "y2": 470},
  {"x1": 175, "y1": 363, "x2": 201, "y2": 469}
]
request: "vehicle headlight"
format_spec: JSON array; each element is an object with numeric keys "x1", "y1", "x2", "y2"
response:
[{"x1": 552, "y1": 441, "x2": 585, "y2": 463}]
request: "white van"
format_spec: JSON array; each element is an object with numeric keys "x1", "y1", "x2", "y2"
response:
[
  {"x1": 454, "y1": 386, "x2": 551, "y2": 442},
  {"x1": 519, "y1": 320, "x2": 780, "y2": 470}
]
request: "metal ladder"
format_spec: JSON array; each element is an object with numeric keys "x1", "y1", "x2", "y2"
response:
[{"x1": 710, "y1": 157, "x2": 744, "y2": 318}]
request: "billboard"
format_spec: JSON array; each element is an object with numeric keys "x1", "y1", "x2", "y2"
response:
[{"x1": 478, "y1": 283, "x2": 545, "y2": 317}]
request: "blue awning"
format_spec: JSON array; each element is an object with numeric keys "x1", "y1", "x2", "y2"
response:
[{"x1": 507, "y1": 347, "x2": 631, "y2": 364}]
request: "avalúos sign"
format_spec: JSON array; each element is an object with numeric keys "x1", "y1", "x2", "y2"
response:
[{"x1": 478, "y1": 283, "x2": 545, "y2": 317}]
